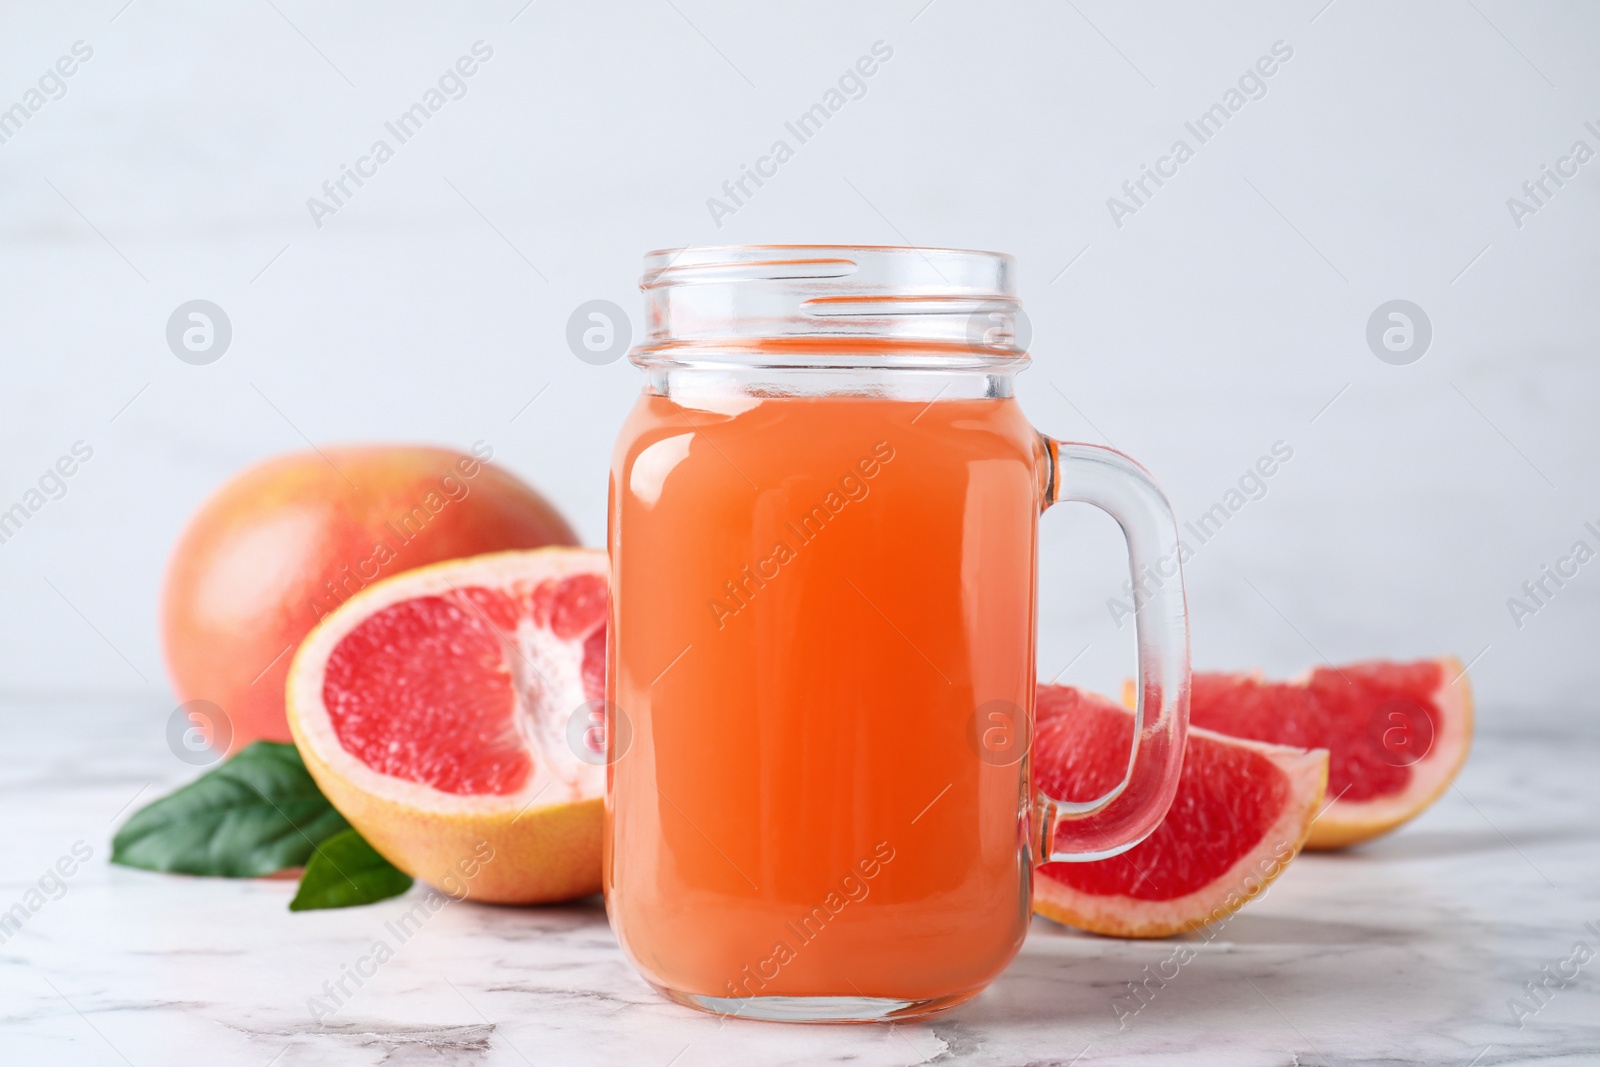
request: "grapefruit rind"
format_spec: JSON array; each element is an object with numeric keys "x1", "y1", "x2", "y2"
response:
[
  {"x1": 286, "y1": 547, "x2": 607, "y2": 904},
  {"x1": 1032, "y1": 723, "x2": 1327, "y2": 939}
]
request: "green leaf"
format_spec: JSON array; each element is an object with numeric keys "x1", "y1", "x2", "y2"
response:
[
  {"x1": 289, "y1": 828, "x2": 413, "y2": 911},
  {"x1": 111, "y1": 741, "x2": 350, "y2": 877}
]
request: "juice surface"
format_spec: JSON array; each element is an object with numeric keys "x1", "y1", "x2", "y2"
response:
[{"x1": 605, "y1": 389, "x2": 1041, "y2": 1002}]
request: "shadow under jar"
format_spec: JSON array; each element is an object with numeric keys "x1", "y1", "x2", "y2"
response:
[{"x1": 603, "y1": 245, "x2": 1190, "y2": 1023}]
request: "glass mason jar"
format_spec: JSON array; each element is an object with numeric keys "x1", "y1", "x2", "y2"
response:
[{"x1": 603, "y1": 245, "x2": 1189, "y2": 1023}]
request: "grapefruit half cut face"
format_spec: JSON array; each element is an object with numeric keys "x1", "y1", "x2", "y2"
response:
[
  {"x1": 1032, "y1": 684, "x2": 1328, "y2": 939},
  {"x1": 286, "y1": 548, "x2": 609, "y2": 903}
]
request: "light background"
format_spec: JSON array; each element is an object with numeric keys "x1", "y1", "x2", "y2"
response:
[{"x1": 1, "y1": 0, "x2": 1595, "y2": 726}]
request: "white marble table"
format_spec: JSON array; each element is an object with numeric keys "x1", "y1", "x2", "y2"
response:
[{"x1": 4, "y1": 694, "x2": 1596, "y2": 1066}]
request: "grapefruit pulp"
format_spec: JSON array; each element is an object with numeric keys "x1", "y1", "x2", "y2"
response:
[
  {"x1": 1178, "y1": 657, "x2": 1473, "y2": 850},
  {"x1": 1032, "y1": 684, "x2": 1327, "y2": 939},
  {"x1": 286, "y1": 547, "x2": 608, "y2": 903}
]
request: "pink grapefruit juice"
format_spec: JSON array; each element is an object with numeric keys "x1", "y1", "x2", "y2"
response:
[{"x1": 605, "y1": 390, "x2": 1043, "y2": 1003}]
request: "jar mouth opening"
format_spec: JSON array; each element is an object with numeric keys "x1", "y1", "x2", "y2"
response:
[
  {"x1": 640, "y1": 244, "x2": 1014, "y2": 286},
  {"x1": 632, "y1": 245, "x2": 1029, "y2": 369}
]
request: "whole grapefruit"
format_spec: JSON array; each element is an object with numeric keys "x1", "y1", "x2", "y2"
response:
[{"x1": 161, "y1": 445, "x2": 578, "y2": 752}]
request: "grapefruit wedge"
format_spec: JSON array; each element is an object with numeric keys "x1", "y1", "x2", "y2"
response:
[
  {"x1": 286, "y1": 548, "x2": 609, "y2": 904},
  {"x1": 1175, "y1": 657, "x2": 1473, "y2": 850},
  {"x1": 1032, "y1": 684, "x2": 1327, "y2": 939}
]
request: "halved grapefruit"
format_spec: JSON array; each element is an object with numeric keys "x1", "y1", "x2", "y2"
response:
[
  {"x1": 1032, "y1": 684, "x2": 1327, "y2": 939},
  {"x1": 286, "y1": 548, "x2": 609, "y2": 904},
  {"x1": 1169, "y1": 657, "x2": 1473, "y2": 850}
]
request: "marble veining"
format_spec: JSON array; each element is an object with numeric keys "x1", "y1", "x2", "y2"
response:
[{"x1": 3, "y1": 695, "x2": 1597, "y2": 1066}]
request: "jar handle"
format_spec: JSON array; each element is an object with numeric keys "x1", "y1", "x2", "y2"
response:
[{"x1": 1034, "y1": 436, "x2": 1190, "y2": 863}]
